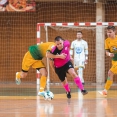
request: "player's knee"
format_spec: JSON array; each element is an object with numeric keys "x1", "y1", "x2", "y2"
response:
[
  {"x1": 40, "y1": 68, "x2": 48, "y2": 77},
  {"x1": 41, "y1": 71, "x2": 47, "y2": 77},
  {"x1": 71, "y1": 72, "x2": 77, "y2": 78}
]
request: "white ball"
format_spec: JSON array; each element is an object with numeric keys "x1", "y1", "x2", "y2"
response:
[
  {"x1": 46, "y1": 91, "x2": 54, "y2": 100},
  {"x1": 43, "y1": 92, "x2": 48, "y2": 100}
]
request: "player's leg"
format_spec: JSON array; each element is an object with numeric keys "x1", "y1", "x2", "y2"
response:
[
  {"x1": 67, "y1": 61, "x2": 88, "y2": 95},
  {"x1": 98, "y1": 61, "x2": 117, "y2": 96},
  {"x1": 62, "y1": 78, "x2": 71, "y2": 98},
  {"x1": 16, "y1": 71, "x2": 28, "y2": 85},
  {"x1": 98, "y1": 70, "x2": 114, "y2": 97},
  {"x1": 37, "y1": 68, "x2": 48, "y2": 97},
  {"x1": 16, "y1": 51, "x2": 33, "y2": 85},
  {"x1": 98, "y1": 70, "x2": 113, "y2": 97},
  {"x1": 78, "y1": 67, "x2": 84, "y2": 85},
  {"x1": 74, "y1": 61, "x2": 85, "y2": 85},
  {"x1": 78, "y1": 61, "x2": 85, "y2": 85},
  {"x1": 55, "y1": 67, "x2": 71, "y2": 99},
  {"x1": 16, "y1": 51, "x2": 38, "y2": 85},
  {"x1": 32, "y1": 60, "x2": 47, "y2": 97}
]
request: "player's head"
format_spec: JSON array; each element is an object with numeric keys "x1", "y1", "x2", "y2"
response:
[
  {"x1": 54, "y1": 36, "x2": 64, "y2": 50},
  {"x1": 106, "y1": 26, "x2": 116, "y2": 38},
  {"x1": 77, "y1": 31, "x2": 83, "y2": 40}
]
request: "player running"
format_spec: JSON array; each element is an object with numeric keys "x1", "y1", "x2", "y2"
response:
[{"x1": 46, "y1": 36, "x2": 88, "y2": 99}]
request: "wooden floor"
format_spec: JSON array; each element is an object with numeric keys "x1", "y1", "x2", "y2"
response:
[{"x1": 0, "y1": 83, "x2": 117, "y2": 117}]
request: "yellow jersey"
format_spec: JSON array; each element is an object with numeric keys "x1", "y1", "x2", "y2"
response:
[{"x1": 105, "y1": 35, "x2": 117, "y2": 61}]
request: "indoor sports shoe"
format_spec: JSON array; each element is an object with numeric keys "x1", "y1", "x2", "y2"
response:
[
  {"x1": 81, "y1": 89, "x2": 88, "y2": 95},
  {"x1": 98, "y1": 90, "x2": 107, "y2": 97},
  {"x1": 38, "y1": 91, "x2": 46, "y2": 97},
  {"x1": 15, "y1": 72, "x2": 21, "y2": 85},
  {"x1": 66, "y1": 92, "x2": 71, "y2": 99},
  {"x1": 82, "y1": 82, "x2": 85, "y2": 85}
]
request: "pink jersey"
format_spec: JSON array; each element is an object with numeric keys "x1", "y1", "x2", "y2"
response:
[{"x1": 51, "y1": 40, "x2": 70, "y2": 68}]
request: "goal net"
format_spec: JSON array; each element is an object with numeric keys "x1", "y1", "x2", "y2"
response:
[{"x1": 37, "y1": 22, "x2": 117, "y2": 84}]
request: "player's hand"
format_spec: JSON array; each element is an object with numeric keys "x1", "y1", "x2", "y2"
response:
[
  {"x1": 109, "y1": 53, "x2": 114, "y2": 57},
  {"x1": 59, "y1": 53, "x2": 67, "y2": 59},
  {"x1": 85, "y1": 59, "x2": 88, "y2": 64}
]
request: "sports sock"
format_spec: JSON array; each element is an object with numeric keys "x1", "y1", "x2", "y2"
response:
[
  {"x1": 16, "y1": 72, "x2": 21, "y2": 79},
  {"x1": 74, "y1": 77, "x2": 84, "y2": 90},
  {"x1": 63, "y1": 83, "x2": 70, "y2": 92},
  {"x1": 104, "y1": 78, "x2": 113, "y2": 90},
  {"x1": 78, "y1": 67, "x2": 84, "y2": 83},
  {"x1": 39, "y1": 76, "x2": 47, "y2": 92}
]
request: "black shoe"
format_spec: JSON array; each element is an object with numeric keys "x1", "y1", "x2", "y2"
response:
[
  {"x1": 66, "y1": 92, "x2": 71, "y2": 99},
  {"x1": 82, "y1": 82, "x2": 85, "y2": 85},
  {"x1": 81, "y1": 90, "x2": 88, "y2": 95}
]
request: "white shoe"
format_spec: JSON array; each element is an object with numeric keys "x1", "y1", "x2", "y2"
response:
[
  {"x1": 38, "y1": 91, "x2": 49, "y2": 100},
  {"x1": 98, "y1": 90, "x2": 107, "y2": 97},
  {"x1": 38, "y1": 91, "x2": 46, "y2": 97},
  {"x1": 15, "y1": 72, "x2": 21, "y2": 85}
]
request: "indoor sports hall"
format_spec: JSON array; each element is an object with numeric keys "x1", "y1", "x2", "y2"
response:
[{"x1": 0, "y1": 0, "x2": 117, "y2": 117}]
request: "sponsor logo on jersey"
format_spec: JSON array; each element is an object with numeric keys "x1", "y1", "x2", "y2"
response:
[{"x1": 75, "y1": 47, "x2": 82, "y2": 54}]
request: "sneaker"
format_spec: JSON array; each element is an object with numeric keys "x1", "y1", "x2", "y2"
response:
[
  {"x1": 38, "y1": 91, "x2": 46, "y2": 97},
  {"x1": 15, "y1": 72, "x2": 21, "y2": 85},
  {"x1": 98, "y1": 90, "x2": 107, "y2": 97},
  {"x1": 82, "y1": 82, "x2": 85, "y2": 85},
  {"x1": 81, "y1": 89, "x2": 88, "y2": 95},
  {"x1": 66, "y1": 92, "x2": 71, "y2": 99}
]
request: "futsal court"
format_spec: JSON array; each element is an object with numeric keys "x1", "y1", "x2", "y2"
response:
[
  {"x1": 1, "y1": 0, "x2": 117, "y2": 117},
  {"x1": 0, "y1": 83, "x2": 117, "y2": 117}
]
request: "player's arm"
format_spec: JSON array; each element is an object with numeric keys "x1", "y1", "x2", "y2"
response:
[
  {"x1": 46, "y1": 50, "x2": 66, "y2": 59},
  {"x1": 70, "y1": 48, "x2": 74, "y2": 63},
  {"x1": 84, "y1": 41, "x2": 88, "y2": 63},
  {"x1": 105, "y1": 49, "x2": 114, "y2": 57},
  {"x1": 49, "y1": 59, "x2": 55, "y2": 72},
  {"x1": 105, "y1": 41, "x2": 114, "y2": 57}
]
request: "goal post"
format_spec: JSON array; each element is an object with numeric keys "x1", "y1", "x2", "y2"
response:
[{"x1": 36, "y1": 22, "x2": 117, "y2": 85}]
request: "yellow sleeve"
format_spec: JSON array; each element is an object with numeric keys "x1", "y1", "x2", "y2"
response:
[
  {"x1": 105, "y1": 39, "x2": 109, "y2": 50},
  {"x1": 47, "y1": 43, "x2": 55, "y2": 52}
]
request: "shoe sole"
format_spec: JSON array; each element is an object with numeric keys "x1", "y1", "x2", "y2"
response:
[
  {"x1": 98, "y1": 91, "x2": 107, "y2": 97},
  {"x1": 82, "y1": 92, "x2": 88, "y2": 95},
  {"x1": 67, "y1": 96, "x2": 71, "y2": 99}
]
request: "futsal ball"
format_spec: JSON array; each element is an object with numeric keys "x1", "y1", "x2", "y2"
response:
[{"x1": 46, "y1": 90, "x2": 54, "y2": 100}]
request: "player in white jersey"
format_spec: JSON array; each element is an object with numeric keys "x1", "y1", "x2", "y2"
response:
[{"x1": 70, "y1": 31, "x2": 88, "y2": 85}]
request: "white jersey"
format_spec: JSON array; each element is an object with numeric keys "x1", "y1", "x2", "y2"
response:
[{"x1": 70, "y1": 39, "x2": 88, "y2": 61}]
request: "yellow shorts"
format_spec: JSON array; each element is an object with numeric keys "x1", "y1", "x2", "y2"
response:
[
  {"x1": 22, "y1": 51, "x2": 45, "y2": 71},
  {"x1": 110, "y1": 61, "x2": 117, "y2": 74}
]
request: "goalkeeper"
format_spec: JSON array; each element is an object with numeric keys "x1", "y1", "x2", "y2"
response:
[
  {"x1": 15, "y1": 42, "x2": 66, "y2": 97},
  {"x1": 70, "y1": 31, "x2": 88, "y2": 85},
  {"x1": 98, "y1": 26, "x2": 117, "y2": 97}
]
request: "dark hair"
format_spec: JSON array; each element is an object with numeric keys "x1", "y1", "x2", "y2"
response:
[
  {"x1": 107, "y1": 26, "x2": 116, "y2": 31},
  {"x1": 54, "y1": 36, "x2": 64, "y2": 41},
  {"x1": 77, "y1": 31, "x2": 82, "y2": 34}
]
